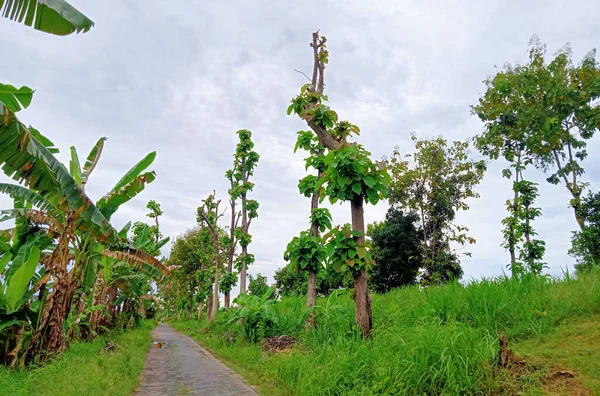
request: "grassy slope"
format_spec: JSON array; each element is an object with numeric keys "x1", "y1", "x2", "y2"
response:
[
  {"x1": 0, "y1": 321, "x2": 155, "y2": 396},
  {"x1": 172, "y1": 271, "x2": 600, "y2": 395},
  {"x1": 514, "y1": 315, "x2": 600, "y2": 394}
]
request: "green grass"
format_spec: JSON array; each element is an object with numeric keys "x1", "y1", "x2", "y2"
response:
[
  {"x1": 0, "y1": 320, "x2": 155, "y2": 396},
  {"x1": 171, "y1": 270, "x2": 600, "y2": 395},
  {"x1": 515, "y1": 314, "x2": 600, "y2": 394}
]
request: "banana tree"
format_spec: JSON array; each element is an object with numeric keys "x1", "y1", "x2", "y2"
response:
[
  {"x1": 0, "y1": 0, "x2": 94, "y2": 36},
  {"x1": 0, "y1": 89, "x2": 169, "y2": 359}
]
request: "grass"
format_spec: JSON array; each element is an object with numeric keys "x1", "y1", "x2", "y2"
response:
[
  {"x1": 514, "y1": 314, "x2": 600, "y2": 394},
  {"x1": 0, "y1": 320, "x2": 155, "y2": 396},
  {"x1": 171, "y1": 270, "x2": 600, "y2": 395}
]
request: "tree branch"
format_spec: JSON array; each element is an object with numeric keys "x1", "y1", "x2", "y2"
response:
[{"x1": 294, "y1": 69, "x2": 312, "y2": 82}]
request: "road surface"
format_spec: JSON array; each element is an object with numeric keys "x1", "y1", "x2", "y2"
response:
[{"x1": 135, "y1": 324, "x2": 257, "y2": 396}]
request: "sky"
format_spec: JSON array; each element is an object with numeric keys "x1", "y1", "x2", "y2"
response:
[{"x1": 1, "y1": 0, "x2": 599, "y2": 291}]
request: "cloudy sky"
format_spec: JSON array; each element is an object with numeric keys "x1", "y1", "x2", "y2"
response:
[{"x1": 1, "y1": 0, "x2": 599, "y2": 289}]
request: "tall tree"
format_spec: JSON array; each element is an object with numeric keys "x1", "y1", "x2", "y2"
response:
[
  {"x1": 287, "y1": 128, "x2": 332, "y2": 327},
  {"x1": 367, "y1": 207, "x2": 422, "y2": 293},
  {"x1": 223, "y1": 168, "x2": 241, "y2": 308},
  {"x1": 473, "y1": 37, "x2": 600, "y2": 231},
  {"x1": 387, "y1": 136, "x2": 486, "y2": 284},
  {"x1": 197, "y1": 192, "x2": 225, "y2": 322},
  {"x1": 229, "y1": 130, "x2": 259, "y2": 294},
  {"x1": 570, "y1": 191, "x2": 600, "y2": 271},
  {"x1": 288, "y1": 32, "x2": 390, "y2": 337}
]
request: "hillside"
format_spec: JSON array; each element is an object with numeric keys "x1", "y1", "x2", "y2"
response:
[{"x1": 171, "y1": 270, "x2": 600, "y2": 395}]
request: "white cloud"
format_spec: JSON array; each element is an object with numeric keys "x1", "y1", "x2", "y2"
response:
[{"x1": 1, "y1": 0, "x2": 599, "y2": 293}]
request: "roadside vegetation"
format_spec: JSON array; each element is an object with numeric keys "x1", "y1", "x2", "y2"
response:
[
  {"x1": 0, "y1": 320, "x2": 156, "y2": 396},
  {"x1": 171, "y1": 271, "x2": 600, "y2": 395}
]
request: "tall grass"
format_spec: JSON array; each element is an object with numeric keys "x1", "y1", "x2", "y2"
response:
[
  {"x1": 0, "y1": 320, "x2": 155, "y2": 396},
  {"x1": 172, "y1": 270, "x2": 600, "y2": 395}
]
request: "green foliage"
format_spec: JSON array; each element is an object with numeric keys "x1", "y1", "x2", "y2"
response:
[
  {"x1": 219, "y1": 271, "x2": 238, "y2": 294},
  {"x1": 172, "y1": 271, "x2": 600, "y2": 395},
  {"x1": 234, "y1": 253, "x2": 255, "y2": 272},
  {"x1": 473, "y1": 37, "x2": 600, "y2": 229},
  {"x1": 244, "y1": 199, "x2": 259, "y2": 219},
  {"x1": 388, "y1": 135, "x2": 485, "y2": 283},
  {"x1": 284, "y1": 231, "x2": 327, "y2": 273},
  {"x1": 230, "y1": 288, "x2": 277, "y2": 343},
  {"x1": 0, "y1": 322, "x2": 154, "y2": 396},
  {"x1": 248, "y1": 273, "x2": 270, "y2": 298},
  {"x1": 570, "y1": 191, "x2": 600, "y2": 270},
  {"x1": 324, "y1": 224, "x2": 374, "y2": 278},
  {"x1": 0, "y1": 84, "x2": 33, "y2": 112},
  {"x1": 298, "y1": 175, "x2": 319, "y2": 198},
  {"x1": 318, "y1": 144, "x2": 390, "y2": 205},
  {"x1": 273, "y1": 264, "x2": 348, "y2": 297},
  {"x1": 309, "y1": 208, "x2": 332, "y2": 232},
  {"x1": 502, "y1": 180, "x2": 546, "y2": 276},
  {"x1": 0, "y1": 0, "x2": 94, "y2": 36},
  {"x1": 235, "y1": 228, "x2": 252, "y2": 247},
  {"x1": 368, "y1": 207, "x2": 423, "y2": 293}
]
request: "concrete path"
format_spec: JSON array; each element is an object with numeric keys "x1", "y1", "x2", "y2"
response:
[{"x1": 135, "y1": 324, "x2": 257, "y2": 396}]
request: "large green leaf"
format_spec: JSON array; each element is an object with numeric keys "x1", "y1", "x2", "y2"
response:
[
  {"x1": 0, "y1": 0, "x2": 94, "y2": 36},
  {"x1": 69, "y1": 146, "x2": 82, "y2": 186},
  {"x1": 0, "y1": 116, "x2": 117, "y2": 242},
  {"x1": 109, "y1": 152, "x2": 156, "y2": 194},
  {"x1": 5, "y1": 241, "x2": 40, "y2": 313},
  {"x1": 97, "y1": 171, "x2": 156, "y2": 220},
  {"x1": 0, "y1": 83, "x2": 33, "y2": 112},
  {"x1": 0, "y1": 183, "x2": 63, "y2": 223},
  {"x1": 81, "y1": 137, "x2": 106, "y2": 184}
]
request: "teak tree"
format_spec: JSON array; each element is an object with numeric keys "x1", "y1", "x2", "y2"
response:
[
  {"x1": 223, "y1": 167, "x2": 242, "y2": 308},
  {"x1": 288, "y1": 32, "x2": 390, "y2": 337},
  {"x1": 229, "y1": 129, "x2": 259, "y2": 294},
  {"x1": 286, "y1": 128, "x2": 332, "y2": 327},
  {"x1": 197, "y1": 192, "x2": 225, "y2": 321},
  {"x1": 473, "y1": 37, "x2": 600, "y2": 231}
]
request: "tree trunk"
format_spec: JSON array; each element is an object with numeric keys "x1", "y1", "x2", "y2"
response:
[
  {"x1": 226, "y1": 194, "x2": 236, "y2": 309},
  {"x1": 197, "y1": 301, "x2": 204, "y2": 320},
  {"x1": 509, "y1": 181, "x2": 519, "y2": 274},
  {"x1": 35, "y1": 233, "x2": 76, "y2": 354},
  {"x1": 306, "y1": 175, "x2": 321, "y2": 328},
  {"x1": 211, "y1": 270, "x2": 219, "y2": 321},
  {"x1": 306, "y1": 271, "x2": 317, "y2": 328},
  {"x1": 351, "y1": 197, "x2": 372, "y2": 338},
  {"x1": 224, "y1": 293, "x2": 230, "y2": 309},
  {"x1": 206, "y1": 293, "x2": 213, "y2": 323},
  {"x1": 240, "y1": 244, "x2": 248, "y2": 294},
  {"x1": 240, "y1": 191, "x2": 248, "y2": 294}
]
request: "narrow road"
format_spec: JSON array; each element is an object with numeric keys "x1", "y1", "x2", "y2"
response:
[{"x1": 135, "y1": 324, "x2": 257, "y2": 396}]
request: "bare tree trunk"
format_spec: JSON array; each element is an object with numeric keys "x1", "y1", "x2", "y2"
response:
[
  {"x1": 211, "y1": 270, "x2": 219, "y2": 321},
  {"x1": 351, "y1": 197, "x2": 372, "y2": 338},
  {"x1": 306, "y1": 272, "x2": 317, "y2": 327},
  {"x1": 206, "y1": 293, "x2": 213, "y2": 323},
  {"x1": 197, "y1": 301, "x2": 204, "y2": 320},
  {"x1": 224, "y1": 293, "x2": 230, "y2": 309},
  {"x1": 306, "y1": 171, "x2": 322, "y2": 328},
  {"x1": 240, "y1": 190, "x2": 248, "y2": 294},
  {"x1": 226, "y1": 190, "x2": 237, "y2": 308}
]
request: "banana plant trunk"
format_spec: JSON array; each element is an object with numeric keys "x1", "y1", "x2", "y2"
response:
[
  {"x1": 32, "y1": 231, "x2": 76, "y2": 355},
  {"x1": 351, "y1": 196, "x2": 372, "y2": 338}
]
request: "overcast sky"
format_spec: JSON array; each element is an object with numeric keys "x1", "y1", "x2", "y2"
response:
[{"x1": 1, "y1": 0, "x2": 599, "y2": 289}]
